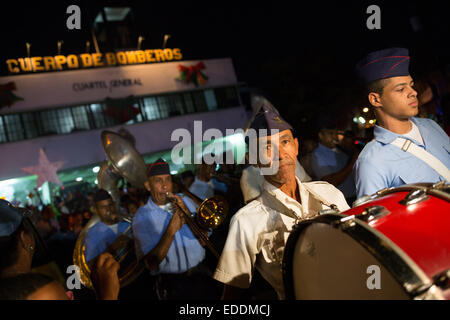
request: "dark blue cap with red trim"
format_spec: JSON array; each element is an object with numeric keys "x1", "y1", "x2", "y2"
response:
[
  {"x1": 147, "y1": 158, "x2": 170, "y2": 177},
  {"x1": 356, "y1": 48, "x2": 410, "y2": 84}
]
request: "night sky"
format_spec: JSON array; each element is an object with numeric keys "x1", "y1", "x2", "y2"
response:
[{"x1": 1, "y1": 0, "x2": 449, "y2": 135}]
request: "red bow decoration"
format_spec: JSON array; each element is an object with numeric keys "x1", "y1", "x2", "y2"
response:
[
  {"x1": 176, "y1": 62, "x2": 208, "y2": 87},
  {"x1": 0, "y1": 82, "x2": 23, "y2": 110}
]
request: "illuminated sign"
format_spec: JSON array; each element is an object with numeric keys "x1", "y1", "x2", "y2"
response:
[{"x1": 6, "y1": 48, "x2": 183, "y2": 74}]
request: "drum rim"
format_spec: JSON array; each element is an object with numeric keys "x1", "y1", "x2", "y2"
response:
[
  {"x1": 282, "y1": 213, "x2": 442, "y2": 300},
  {"x1": 375, "y1": 183, "x2": 449, "y2": 202}
]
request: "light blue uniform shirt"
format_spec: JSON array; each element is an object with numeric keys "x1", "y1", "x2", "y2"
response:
[
  {"x1": 354, "y1": 117, "x2": 450, "y2": 197},
  {"x1": 310, "y1": 143, "x2": 356, "y2": 198},
  {"x1": 85, "y1": 220, "x2": 131, "y2": 262},
  {"x1": 210, "y1": 177, "x2": 228, "y2": 194},
  {"x1": 132, "y1": 194, "x2": 205, "y2": 274}
]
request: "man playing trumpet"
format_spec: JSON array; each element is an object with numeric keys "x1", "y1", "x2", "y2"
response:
[{"x1": 132, "y1": 159, "x2": 221, "y2": 299}]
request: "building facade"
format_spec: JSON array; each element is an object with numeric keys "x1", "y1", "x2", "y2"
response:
[{"x1": 0, "y1": 57, "x2": 250, "y2": 203}]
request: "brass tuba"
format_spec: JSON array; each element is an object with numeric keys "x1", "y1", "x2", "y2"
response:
[{"x1": 72, "y1": 130, "x2": 146, "y2": 289}]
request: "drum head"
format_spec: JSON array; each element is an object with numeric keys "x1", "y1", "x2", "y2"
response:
[{"x1": 288, "y1": 221, "x2": 409, "y2": 299}]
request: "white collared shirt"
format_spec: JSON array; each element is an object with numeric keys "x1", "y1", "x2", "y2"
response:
[{"x1": 213, "y1": 177, "x2": 349, "y2": 299}]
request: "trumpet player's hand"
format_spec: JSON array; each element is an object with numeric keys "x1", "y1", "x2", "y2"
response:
[
  {"x1": 91, "y1": 252, "x2": 120, "y2": 300},
  {"x1": 167, "y1": 193, "x2": 187, "y2": 232},
  {"x1": 168, "y1": 192, "x2": 190, "y2": 212}
]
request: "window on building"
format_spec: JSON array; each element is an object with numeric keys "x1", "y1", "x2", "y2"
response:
[
  {"x1": 3, "y1": 114, "x2": 25, "y2": 141},
  {"x1": 214, "y1": 86, "x2": 239, "y2": 109},
  {"x1": 167, "y1": 93, "x2": 185, "y2": 116},
  {"x1": 0, "y1": 116, "x2": 7, "y2": 143},
  {"x1": 142, "y1": 96, "x2": 160, "y2": 120},
  {"x1": 0, "y1": 85, "x2": 244, "y2": 143},
  {"x1": 39, "y1": 110, "x2": 59, "y2": 135},
  {"x1": 71, "y1": 106, "x2": 91, "y2": 131},
  {"x1": 21, "y1": 113, "x2": 39, "y2": 139},
  {"x1": 191, "y1": 90, "x2": 208, "y2": 112},
  {"x1": 58, "y1": 108, "x2": 75, "y2": 133},
  {"x1": 157, "y1": 96, "x2": 172, "y2": 119},
  {"x1": 89, "y1": 103, "x2": 118, "y2": 128},
  {"x1": 204, "y1": 89, "x2": 218, "y2": 111},
  {"x1": 40, "y1": 108, "x2": 74, "y2": 134},
  {"x1": 182, "y1": 92, "x2": 196, "y2": 114}
]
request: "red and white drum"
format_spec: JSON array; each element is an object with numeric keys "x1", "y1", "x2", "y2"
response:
[{"x1": 282, "y1": 183, "x2": 450, "y2": 300}]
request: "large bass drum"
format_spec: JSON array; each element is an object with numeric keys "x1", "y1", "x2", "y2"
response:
[{"x1": 282, "y1": 183, "x2": 450, "y2": 300}]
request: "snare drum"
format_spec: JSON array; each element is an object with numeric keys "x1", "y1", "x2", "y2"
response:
[{"x1": 282, "y1": 183, "x2": 450, "y2": 300}]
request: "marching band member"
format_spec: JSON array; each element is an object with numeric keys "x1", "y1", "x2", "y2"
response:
[
  {"x1": 354, "y1": 48, "x2": 450, "y2": 197},
  {"x1": 309, "y1": 124, "x2": 358, "y2": 203},
  {"x1": 84, "y1": 189, "x2": 131, "y2": 262},
  {"x1": 213, "y1": 97, "x2": 349, "y2": 299},
  {"x1": 132, "y1": 159, "x2": 220, "y2": 299}
]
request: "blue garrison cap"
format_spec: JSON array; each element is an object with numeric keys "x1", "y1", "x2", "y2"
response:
[
  {"x1": 0, "y1": 199, "x2": 28, "y2": 237},
  {"x1": 356, "y1": 48, "x2": 410, "y2": 84},
  {"x1": 245, "y1": 96, "x2": 292, "y2": 138}
]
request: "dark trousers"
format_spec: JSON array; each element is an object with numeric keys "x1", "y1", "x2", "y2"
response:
[{"x1": 156, "y1": 262, "x2": 222, "y2": 300}]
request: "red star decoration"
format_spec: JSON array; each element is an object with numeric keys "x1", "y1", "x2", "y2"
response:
[{"x1": 22, "y1": 149, "x2": 64, "y2": 188}]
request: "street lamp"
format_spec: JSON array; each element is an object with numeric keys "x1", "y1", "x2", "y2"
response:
[
  {"x1": 26, "y1": 42, "x2": 32, "y2": 71},
  {"x1": 26, "y1": 43, "x2": 31, "y2": 57},
  {"x1": 163, "y1": 34, "x2": 171, "y2": 49},
  {"x1": 137, "y1": 36, "x2": 145, "y2": 50},
  {"x1": 57, "y1": 40, "x2": 64, "y2": 55}
]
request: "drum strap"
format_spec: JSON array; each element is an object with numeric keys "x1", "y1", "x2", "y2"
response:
[
  {"x1": 259, "y1": 187, "x2": 340, "y2": 221},
  {"x1": 259, "y1": 190, "x2": 301, "y2": 221},
  {"x1": 300, "y1": 183, "x2": 340, "y2": 212},
  {"x1": 390, "y1": 138, "x2": 450, "y2": 182}
]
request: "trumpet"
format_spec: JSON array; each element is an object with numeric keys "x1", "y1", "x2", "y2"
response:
[{"x1": 165, "y1": 188, "x2": 228, "y2": 259}]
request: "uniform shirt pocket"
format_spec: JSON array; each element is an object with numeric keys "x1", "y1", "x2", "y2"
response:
[{"x1": 259, "y1": 232, "x2": 287, "y2": 265}]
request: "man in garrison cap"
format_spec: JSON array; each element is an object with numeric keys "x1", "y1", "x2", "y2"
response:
[
  {"x1": 354, "y1": 48, "x2": 450, "y2": 197},
  {"x1": 84, "y1": 189, "x2": 131, "y2": 262},
  {"x1": 132, "y1": 158, "x2": 221, "y2": 299},
  {"x1": 213, "y1": 96, "x2": 349, "y2": 299},
  {"x1": 240, "y1": 96, "x2": 312, "y2": 204}
]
